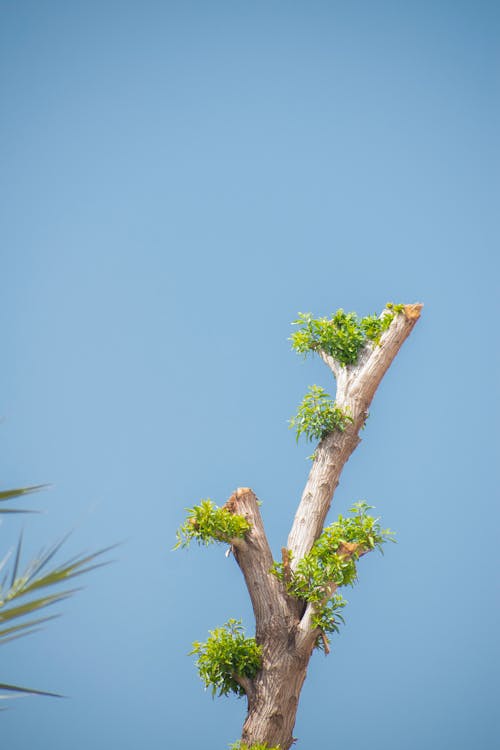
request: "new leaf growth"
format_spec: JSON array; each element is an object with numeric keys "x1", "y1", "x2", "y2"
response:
[
  {"x1": 272, "y1": 502, "x2": 394, "y2": 648},
  {"x1": 289, "y1": 304, "x2": 405, "y2": 446},
  {"x1": 290, "y1": 303, "x2": 405, "y2": 364},
  {"x1": 174, "y1": 499, "x2": 251, "y2": 549},
  {"x1": 289, "y1": 384, "x2": 352, "y2": 443},
  {"x1": 191, "y1": 619, "x2": 262, "y2": 697}
]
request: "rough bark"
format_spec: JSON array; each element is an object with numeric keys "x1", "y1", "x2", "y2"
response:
[
  {"x1": 241, "y1": 646, "x2": 309, "y2": 749},
  {"x1": 226, "y1": 489, "x2": 305, "y2": 748},
  {"x1": 227, "y1": 489, "x2": 292, "y2": 641},
  {"x1": 225, "y1": 304, "x2": 422, "y2": 749}
]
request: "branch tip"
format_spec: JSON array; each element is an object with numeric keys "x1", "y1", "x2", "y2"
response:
[
  {"x1": 224, "y1": 493, "x2": 238, "y2": 514},
  {"x1": 403, "y1": 303, "x2": 423, "y2": 320},
  {"x1": 319, "y1": 631, "x2": 330, "y2": 654},
  {"x1": 236, "y1": 487, "x2": 252, "y2": 497}
]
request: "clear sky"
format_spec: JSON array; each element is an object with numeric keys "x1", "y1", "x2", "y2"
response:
[{"x1": 1, "y1": 1, "x2": 498, "y2": 748}]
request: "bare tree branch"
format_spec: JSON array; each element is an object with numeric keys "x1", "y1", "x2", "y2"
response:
[{"x1": 225, "y1": 489, "x2": 292, "y2": 640}]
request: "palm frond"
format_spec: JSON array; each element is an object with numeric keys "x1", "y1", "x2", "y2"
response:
[
  {"x1": 0, "y1": 480, "x2": 115, "y2": 701},
  {"x1": 0, "y1": 485, "x2": 48, "y2": 514},
  {"x1": 0, "y1": 614, "x2": 60, "y2": 644},
  {"x1": 0, "y1": 543, "x2": 116, "y2": 642}
]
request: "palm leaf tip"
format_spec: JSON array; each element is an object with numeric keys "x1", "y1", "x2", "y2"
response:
[
  {"x1": 0, "y1": 540, "x2": 117, "y2": 642},
  {"x1": 0, "y1": 476, "x2": 114, "y2": 703},
  {"x1": 0, "y1": 485, "x2": 50, "y2": 502},
  {"x1": 0, "y1": 484, "x2": 50, "y2": 514},
  {"x1": 0, "y1": 682, "x2": 64, "y2": 698}
]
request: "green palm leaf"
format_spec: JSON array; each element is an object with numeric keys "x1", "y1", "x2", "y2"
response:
[
  {"x1": 0, "y1": 483, "x2": 115, "y2": 698},
  {"x1": 0, "y1": 682, "x2": 63, "y2": 699},
  {"x1": 0, "y1": 544, "x2": 115, "y2": 641},
  {"x1": 0, "y1": 485, "x2": 48, "y2": 514},
  {"x1": 0, "y1": 614, "x2": 60, "y2": 644}
]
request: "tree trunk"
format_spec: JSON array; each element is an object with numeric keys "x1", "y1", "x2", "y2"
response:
[
  {"x1": 229, "y1": 489, "x2": 305, "y2": 749},
  {"x1": 226, "y1": 305, "x2": 422, "y2": 748},
  {"x1": 242, "y1": 642, "x2": 310, "y2": 750}
]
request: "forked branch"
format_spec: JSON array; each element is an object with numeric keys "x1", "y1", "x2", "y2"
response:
[
  {"x1": 287, "y1": 304, "x2": 422, "y2": 566},
  {"x1": 177, "y1": 302, "x2": 422, "y2": 750}
]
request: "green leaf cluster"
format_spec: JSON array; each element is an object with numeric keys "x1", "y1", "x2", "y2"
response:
[
  {"x1": 191, "y1": 619, "x2": 262, "y2": 698},
  {"x1": 272, "y1": 502, "x2": 394, "y2": 641},
  {"x1": 386, "y1": 302, "x2": 405, "y2": 314},
  {"x1": 310, "y1": 594, "x2": 347, "y2": 640},
  {"x1": 289, "y1": 385, "x2": 352, "y2": 443},
  {"x1": 291, "y1": 304, "x2": 404, "y2": 366},
  {"x1": 174, "y1": 499, "x2": 251, "y2": 549}
]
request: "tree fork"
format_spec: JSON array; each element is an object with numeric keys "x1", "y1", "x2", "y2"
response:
[
  {"x1": 226, "y1": 489, "x2": 309, "y2": 749},
  {"x1": 181, "y1": 302, "x2": 422, "y2": 749}
]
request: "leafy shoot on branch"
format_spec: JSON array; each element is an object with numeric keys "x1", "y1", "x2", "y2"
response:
[
  {"x1": 191, "y1": 619, "x2": 262, "y2": 698},
  {"x1": 174, "y1": 499, "x2": 251, "y2": 549},
  {"x1": 289, "y1": 385, "x2": 352, "y2": 444},
  {"x1": 290, "y1": 303, "x2": 405, "y2": 366},
  {"x1": 272, "y1": 502, "x2": 395, "y2": 645}
]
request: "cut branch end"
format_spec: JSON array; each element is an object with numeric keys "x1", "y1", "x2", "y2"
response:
[{"x1": 404, "y1": 303, "x2": 423, "y2": 320}]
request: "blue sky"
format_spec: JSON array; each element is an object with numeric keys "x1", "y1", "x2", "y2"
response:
[{"x1": 1, "y1": 1, "x2": 498, "y2": 747}]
